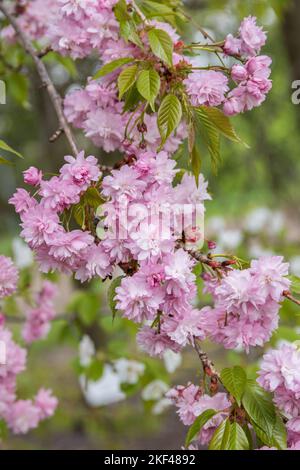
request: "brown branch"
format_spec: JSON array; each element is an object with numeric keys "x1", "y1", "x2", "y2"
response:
[
  {"x1": 193, "y1": 338, "x2": 220, "y2": 380},
  {"x1": 0, "y1": 1, "x2": 78, "y2": 155},
  {"x1": 283, "y1": 290, "x2": 300, "y2": 307}
]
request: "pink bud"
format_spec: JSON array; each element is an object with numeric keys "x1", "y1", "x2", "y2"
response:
[
  {"x1": 223, "y1": 34, "x2": 241, "y2": 56},
  {"x1": 207, "y1": 240, "x2": 217, "y2": 250},
  {"x1": 23, "y1": 166, "x2": 42, "y2": 186},
  {"x1": 231, "y1": 64, "x2": 248, "y2": 83}
]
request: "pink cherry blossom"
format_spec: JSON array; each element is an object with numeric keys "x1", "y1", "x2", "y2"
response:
[
  {"x1": 0, "y1": 256, "x2": 19, "y2": 299},
  {"x1": 184, "y1": 71, "x2": 229, "y2": 107},
  {"x1": 23, "y1": 166, "x2": 43, "y2": 186}
]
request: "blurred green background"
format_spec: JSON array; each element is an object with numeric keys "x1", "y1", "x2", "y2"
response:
[{"x1": 1, "y1": 0, "x2": 300, "y2": 450}]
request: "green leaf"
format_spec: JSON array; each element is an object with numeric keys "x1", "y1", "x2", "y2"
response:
[
  {"x1": 272, "y1": 414, "x2": 287, "y2": 450},
  {"x1": 194, "y1": 107, "x2": 221, "y2": 173},
  {"x1": 191, "y1": 144, "x2": 201, "y2": 186},
  {"x1": 242, "y1": 379, "x2": 276, "y2": 440},
  {"x1": 138, "y1": 0, "x2": 175, "y2": 19},
  {"x1": 120, "y1": 21, "x2": 144, "y2": 47},
  {"x1": 123, "y1": 84, "x2": 142, "y2": 112},
  {"x1": 93, "y1": 58, "x2": 134, "y2": 79},
  {"x1": 209, "y1": 418, "x2": 230, "y2": 450},
  {"x1": 83, "y1": 187, "x2": 105, "y2": 208},
  {"x1": 252, "y1": 414, "x2": 287, "y2": 450},
  {"x1": 227, "y1": 422, "x2": 249, "y2": 450},
  {"x1": 0, "y1": 139, "x2": 23, "y2": 158},
  {"x1": 148, "y1": 28, "x2": 173, "y2": 67},
  {"x1": 198, "y1": 106, "x2": 246, "y2": 145},
  {"x1": 108, "y1": 276, "x2": 124, "y2": 321},
  {"x1": 114, "y1": 0, "x2": 130, "y2": 22},
  {"x1": 73, "y1": 203, "x2": 85, "y2": 228},
  {"x1": 220, "y1": 366, "x2": 247, "y2": 406},
  {"x1": 157, "y1": 94, "x2": 182, "y2": 145},
  {"x1": 118, "y1": 65, "x2": 138, "y2": 99},
  {"x1": 136, "y1": 68, "x2": 160, "y2": 110},
  {"x1": 185, "y1": 409, "x2": 216, "y2": 447}
]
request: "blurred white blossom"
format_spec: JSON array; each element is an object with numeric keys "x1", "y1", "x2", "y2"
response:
[
  {"x1": 218, "y1": 229, "x2": 243, "y2": 251},
  {"x1": 152, "y1": 398, "x2": 172, "y2": 415},
  {"x1": 79, "y1": 335, "x2": 95, "y2": 367},
  {"x1": 163, "y1": 350, "x2": 182, "y2": 374},
  {"x1": 12, "y1": 237, "x2": 33, "y2": 268},
  {"x1": 80, "y1": 365, "x2": 125, "y2": 407},
  {"x1": 114, "y1": 358, "x2": 145, "y2": 384},
  {"x1": 142, "y1": 380, "x2": 169, "y2": 401}
]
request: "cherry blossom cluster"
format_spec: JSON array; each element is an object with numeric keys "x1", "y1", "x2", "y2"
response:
[
  {"x1": 9, "y1": 153, "x2": 112, "y2": 281},
  {"x1": 1, "y1": 2, "x2": 273, "y2": 142},
  {"x1": 0, "y1": 255, "x2": 57, "y2": 435},
  {"x1": 22, "y1": 280, "x2": 57, "y2": 343},
  {"x1": 199, "y1": 256, "x2": 290, "y2": 352},
  {"x1": 1, "y1": 0, "x2": 119, "y2": 59},
  {"x1": 3, "y1": 0, "x2": 297, "y2": 450},
  {"x1": 258, "y1": 343, "x2": 300, "y2": 449},
  {"x1": 184, "y1": 16, "x2": 271, "y2": 116}
]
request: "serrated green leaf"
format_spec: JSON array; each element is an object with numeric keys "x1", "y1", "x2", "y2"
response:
[
  {"x1": 252, "y1": 413, "x2": 287, "y2": 450},
  {"x1": 242, "y1": 379, "x2": 276, "y2": 440},
  {"x1": 138, "y1": 0, "x2": 175, "y2": 19},
  {"x1": 148, "y1": 28, "x2": 173, "y2": 67},
  {"x1": 136, "y1": 68, "x2": 160, "y2": 110},
  {"x1": 123, "y1": 84, "x2": 142, "y2": 112},
  {"x1": 83, "y1": 187, "x2": 105, "y2": 208},
  {"x1": 73, "y1": 203, "x2": 85, "y2": 228},
  {"x1": 185, "y1": 409, "x2": 216, "y2": 447},
  {"x1": 119, "y1": 21, "x2": 144, "y2": 47},
  {"x1": 220, "y1": 366, "x2": 247, "y2": 406},
  {"x1": 0, "y1": 139, "x2": 23, "y2": 158},
  {"x1": 209, "y1": 418, "x2": 230, "y2": 450},
  {"x1": 108, "y1": 276, "x2": 124, "y2": 321},
  {"x1": 118, "y1": 65, "x2": 138, "y2": 99},
  {"x1": 191, "y1": 144, "x2": 201, "y2": 186},
  {"x1": 199, "y1": 106, "x2": 246, "y2": 145},
  {"x1": 272, "y1": 414, "x2": 287, "y2": 450},
  {"x1": 157, "y1": 94, "x2": 182, "y2": 145},
  {"x1": 93, "y1": 58, "x2": 134, "y2": 79},
  {"x1": 227, "y1": 422, "x2": 249, "y2": 450},
  {"x1": 194, "y1": 107, "x2": 221, "y2": 173}
]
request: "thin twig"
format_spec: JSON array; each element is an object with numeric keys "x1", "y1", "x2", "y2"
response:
[
  {"x1": 193, "y1": 338, "x2": 220, "y2": 380},
  {"x1": 0, "y1": 1, "x2": 78, "y2": 155},
  {"x1": 283, "y1": 291, "x2": 300, "y2": 307}
]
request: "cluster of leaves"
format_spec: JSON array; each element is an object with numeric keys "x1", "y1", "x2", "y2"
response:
[
  {"x1": 94, "y1": 0, "x2": 245, "y2": 183},
  {"x1": 185, "y1": 366, "x2": 287, "y2": 450}
]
